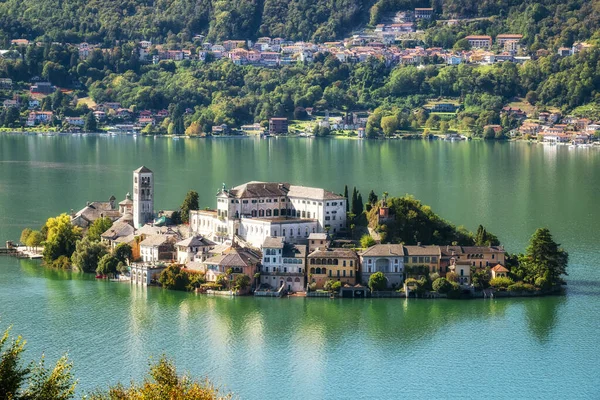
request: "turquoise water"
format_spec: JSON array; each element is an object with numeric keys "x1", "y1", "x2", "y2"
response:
[{"x1": 0, "y1": 135, "x2": 599, "y2": 398}]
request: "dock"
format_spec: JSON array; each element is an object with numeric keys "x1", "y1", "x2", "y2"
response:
[{"x1": 0, "y1": 242, "x2": 43, "y2": 259}]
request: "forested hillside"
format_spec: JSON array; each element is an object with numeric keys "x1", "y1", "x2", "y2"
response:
[{"x1": 0, "y1": 0, "x2": 371, "y2": 44}]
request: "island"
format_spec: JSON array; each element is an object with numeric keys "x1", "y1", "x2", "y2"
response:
[{"x1": 13, "y1": 166, "x2": 568, "y2": 299}]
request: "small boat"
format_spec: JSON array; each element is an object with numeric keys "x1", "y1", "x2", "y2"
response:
[
  {"x1": 172, "y1": 136, "x2": 180, "y2": 140},
  {"x1": 95, "y1": 274, "x2": 106, "y2": 279}
]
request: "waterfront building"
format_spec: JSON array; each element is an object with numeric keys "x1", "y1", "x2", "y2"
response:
[
  {"x1": 440, "y1": 245, "x2": 506, "y2": 272},
  {"x1": 139, "y1": 234, "x2": 175, "y2": 263},
  {"x1": 307, "y1": 247, "x2": 358, "y2": 289},
  {"x1": 269, "y1": 117, "x2": 288, "y2": 135},
  {"x1": 100, "y1": 221, "x2": 136, "y2": 249},
  {"x1": 189, "y1": 181, "x2": 347, "y2": 248},
  {"x1": 133, "y1": 166, "x2": 154, "y2": 229},
  {"x1": 359, "y1": 244, "x2": 405, "y2": 289},
  {"x1": 130, "y1": 263, "x2": 167, "y2": 286},
  {"x1": 175, "y1": 235, "x2": 216, "y2": 264},
  {"x1": 202, "y1": 244, "x2": 260, "y2": 285},
  {"x1": 260, "y1": 236, "x2": 306, "y2": 292},
  {"x1": 403, "y1": 245, "x2": 442, "y2": 276},
  {"x1": 71, "y1": 195, "x2": 122, "y2": 228},
  {"x1": 491, "y1": 264, "x2": 509, "y2": 279}
]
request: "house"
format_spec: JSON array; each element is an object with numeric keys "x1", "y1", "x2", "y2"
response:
[
  {"x1": 308, "y1": 233, "x2": 330, "y2": 252},
  {"x1": 26, "y1": 111, "x2": 53, "y2": 126},
  {"x1": 138, "y1": 117, "x2": 155, "y2": 126},
  {"x1": 359, "y1": 244, "x2": 405, "y2": 289},
  {"x1": 501, "y1": 106, "x2": 527, "y2": 120},
  {"x1": 70, "y1": 196, "x2": 122, "y2": 228},
  {"x1": 465, "y1": 36, "x2": 492, "y2": 49},
  {"x1": 130, "y1": 263, "x2": 167, "y2": 286},
  {"x1": 28, "y1": 99, "x2": 40, "y2": 109},
  {"x1": 3, "y1": 99, "x2": 18, "y2": 108},
  {"x1": 429, "y1": 103, "x2": 459, "y2": 112},
  {"x1": 30, "y1": 82, "x2": 55, "y2": 94},
  {"x1": 441, "y1": 245, "x2": 506, "y2": 274},
  {"x1": 140, "y1": 40, "x2": 152, "y2": 49},
  {"x1": 11, "y1": 39, "x2": 29, "y2": 47},
  {"x1": 307, "y1": 248, "x2": 359, "y2": 289},
  {"x1": 414, "y1": 7, "x2": 433, "y2": 19},
  {"x1": 100, "y1": 221, "x2": 136, "y2": 249},
  {"x1": 175, "y1": 235, "x2": 216, "y2": 264},
  {"x1": 139, "y1": 235, "x2": 176, "y2": 263},
  {"x1": 202, "y1": 244, "x2": 260, "y2": 287},
  {"x1": 259, "y1": 236, "x2": 306, "y2": 293},
  {"x1": 269, "y1": 117, "x2": 288, "y2": 135},
  {"x1": 491, "y1": 264, "x2": 509, "y2": 279},
  {"x1": 93, "y1": 110, "x2": 106, "y2": 120},
  {"x1": 557, "y1": 47, "x2": 572, "y2": 57},
  {"x1": 496, "y1": 34, "x2": 523, "y2": 46},
  {"x1": 0, "y1": 78, "x2": 13, "y2": 89},
  {"x1": 65, "y1": 117, "x2": 85, "y2": 126},
  {"x1": 483, "y1": 125, "x2": 502, "y2": 135},
  {"x1": 211, "y1": 124, "x2": 228, "y2": 135},
  {"x1": 404, "y1": 245, "x2": 442, "y2": 277}
]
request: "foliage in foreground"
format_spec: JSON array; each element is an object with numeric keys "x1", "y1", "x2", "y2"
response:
[
  {"x1": 1, "y1": 326, "x2": 231, "y2": 400},
  {"x1": 88, "y1": 356, "x2": 231, "y2": 400}
]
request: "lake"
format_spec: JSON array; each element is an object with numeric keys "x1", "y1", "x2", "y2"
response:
[{"x1": 0, "y1": 134, "x2": 599, "y2": 398}]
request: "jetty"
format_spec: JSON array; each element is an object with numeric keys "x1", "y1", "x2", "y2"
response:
[{"x1": 0, "y1": 241, "x2": 42, "y2": 259}]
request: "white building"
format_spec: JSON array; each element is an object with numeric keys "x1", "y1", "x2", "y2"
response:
[
  {"x1": 175, "y1": 235, "x2": 215, "y2": 264},
  {"x1": 130, "y1": 263, "x2": 167, "y2": 286},
  {"x1": 190, "y1": 181, "x2": 347, "y2": 248},
  {"x1": 139, "y1": 234, "x2": 174, "y2": 263},
  {"x1": 359, "y1": 244, "x2": 405, "y2": 289},
  {"x1": 133, "y1": 166, "x2": 154, "y2": 228},
  {"x1": 259, "y1": 237, "x2": 306, "y2": 292}
]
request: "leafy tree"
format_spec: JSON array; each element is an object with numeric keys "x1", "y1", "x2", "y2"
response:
[
  {"x1": 25, "y1": 231, "x2": 44, "y2": 249},
  {"x1": 490, "y1": 276, "x2": 514, "y2": 289},
  {"x1": 380, "y1": 115, "x2": 398, "y2": 136},
  {"x1": 368, "y1": 271, "x2": 387, "y2": 291},
  {"x1": 20, "y1": 228, "x2": 32, "y2": 246},
  {"x1": 0, "y1": 327, "x2": 29, "y2": 398},
  {"x1": 180, "y1": 190, "x2": 199, "y2": 224},
  {"x1": 42, "y1": 214, "x2": 82, "y2": 264},
  {"x1": 475, "y1": 225, "x2": 500, "y2": 246},
  {"x1": 323, "y1": 280, "x2": 341, "y2": 293},
  {"x1": 445, "y1": 271, "x2": 459, "y2": 282},
  {"x1": 84, "y1": 111, "x2": 97, "y2": 132},
  {"x1": 360, "y1": 234, "x2": 375, "y2": 248},
  {"x1": 113, "y1": 243, "x2": 133, "y2": 264},
  {"x1": 432, "y1": 277, "x2": 452, "y2": 293},
  {"x1": 22, "y1": 355, "x2": 76, "y2": 400},
  {"x1": 472, "y1": 268, "x2": 491, "y2": 289},
  {"x1": 70, "y1": 237, "x2": 108, "y2": 273},
  {"x1": 96, "y1": 254, "x2": 119, "y2": 276},
  {"x1": 158, "y1": 265, "x2": 191, "y2": 291},
  {"x1": 87, "y1": 217, "x2": 113, "y2": 242},
  {"x1": 234, "y1": 274, "x2": 251, "y2": 291}
]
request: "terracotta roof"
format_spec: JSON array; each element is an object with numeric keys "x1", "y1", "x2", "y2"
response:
[
  {"x1": 491, "y1": 264, "x2": 509, "y2": 272},
  {"x1": 308, "y1": 248, "x2": 358, "y2": 259}
]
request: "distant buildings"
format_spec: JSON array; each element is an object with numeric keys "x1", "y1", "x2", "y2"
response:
[{"x1": 269, "y1": 117, "x2": 288, "y2": 135}]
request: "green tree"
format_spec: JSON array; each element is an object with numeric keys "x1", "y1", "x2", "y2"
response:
[
  {"x1": 432, "y1": 277, "x2": 452, "y2": 293},
  {"x1": 344, "y1": 185, "x2": 349, "y2": 212},
  {"x1": 0, "y1": 327, "x2": 29, "y2": 399},
  {"x1": 96, "y1": 254, "x2": 119, "y2": 276},
  {"x1": 22, "y1": 355, "x2": 76, "y2": 400},
  {"x1": 368, "y1": 271, "x2": 387, "y2": 291},
  {"x1": 360, "y1": 234, "x2": 375, "y2": 248},
  {"x1": 368, "y1": 190, "x2": 378, "y2": 205},
  {"x1": 42, "y1": 214, "x2": 82, "y2": 264},
  {"x1": 158, "y1": 265, "x2": 191, "y2": 291},
  {"x1": 234, "y1": 274, "x2": 251, "y2": 291},
  {"x1": 70, "y1": 237, "x2": 108, "y2": 273},
  {"x1": 20, "y1": 228, "x2": 32, "y2": 246},
  {"x1": 25, "y1": 231, "x2": 44, "y2": 250},
  {"x1": 521, "y1": 228, "x2": 568, "y2": 287},
  {"x1": 324, "y1": 280, "x2": 341, "y2": 293},
  {"x1": 84, "y1": 111, "x2": 97, "y2": 132},
  {"x1": 87, "y1": 217, "x2": 112, "y2": 242},
  {"x1": 180, "y1": 190, "x2": 199, "y2": 224},
  {"x1": 380, "y1": 115, "x2": 398, "y2": 136},
  {"x1": 113, "y1": 243, "x2": 132, "y2": 264}
]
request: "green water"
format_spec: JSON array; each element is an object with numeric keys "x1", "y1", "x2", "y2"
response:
[{"x1": 0, "y1": 134, "x2": 599, "y2": 398}]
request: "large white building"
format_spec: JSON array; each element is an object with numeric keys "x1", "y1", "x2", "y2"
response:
[
  {"x1": 133, "y1": 166, "x2": 154, "y2": 228},
  {"x1": 190, "y1": 181, "x2": 347, "y2": 248}
]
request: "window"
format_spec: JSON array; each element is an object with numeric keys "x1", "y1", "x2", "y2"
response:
[
  {"x1": 368, "y1": 267, "x2": 371, "y2": 273},
  {"x1": 350, "y1": 270, "x2": 353, "y2": 277},
  {"x1": 395, "y1": 266, "x2": 398, "y2": 273},
  {"x1": 368, "y1": 259, "x2": 372, "y2": 264},
  {"x1": 424, "y1": 257, "x2": 430, "y2": 263},
  {"x1": 252, "y1": 200, "x2": 257, "y2": 204},
  {"x1": 419, "y1": 257, "x2": 424, "y2": 263},
  {"x1": 328, "y1": 270, "x2": 332, "y2": 277},
  {"x1": 350, "y1": 261, "x2": 353, "y2": 267},
  {"x1": 307, "y1": 212, "x2": 311, "y2": 218},
  {"x1": 412, "y1": 257, "x2": 417, "y2": 263},
  {"x1": 343, "y1": 260, "x2": 346, "y2": 267},
  {"x1": 325, "y1": 216, "x2": 331, "y2": 221},
  {"x1": 337, "y1": 270, "x2": 340, "y2": 277},
  {"x1": 266, "y1": 209, "x2": 272, "y2": 217},
  {"x1": 259, "y1": 199, "x2": 264, "y2": 203},
  {"x1": 252, "y1": 210, "x2": 257, "y2": 217},
  {"x1": 231, "y1": 200, "x2": 234, "y2": 203},
  {"x1": 301, "y1": 211, "x2": 306, "y2": 218},
  {"x1": 273, "y1": 209, "x2": 279, "y2": 216},
  {"x1": 259, "y1": 210, "x2": 265, "y2": 217},
  {"x1": 267, "y1": 199, "x2": 272, "y2": 203},
  {"x1": 394, "y1": 259, "x2": 398, "y2": 264},
  {"x1": 243, "y1": 200, "x2": 248, "y2": 204},
  {"x1": 343, "y1": 270, "x2": 346, "y2": 277}
]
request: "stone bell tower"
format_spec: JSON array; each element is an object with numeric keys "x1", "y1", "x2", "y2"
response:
[{"x1": 133, "y1": 166, "x2": 154, "y2": 228}]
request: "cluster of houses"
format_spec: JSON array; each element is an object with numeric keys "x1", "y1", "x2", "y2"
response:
[
  {"x1": 516, "y1": 112, "x2": 600, "y2": 144},
  {"x1": 73, "y1": 167, "x2": 509, "y2": 297}
]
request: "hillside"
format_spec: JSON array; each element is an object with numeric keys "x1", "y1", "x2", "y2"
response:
[{"x1": 0, "y1": 0, "x2": 372, "y2": 44}]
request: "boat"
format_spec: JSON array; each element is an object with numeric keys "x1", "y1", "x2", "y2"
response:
[
  {"x1": 95, "y1": 274, "x2": 106, "y2": 279},
  {"x1": 172, "y1": 136, "x2": 180, "y2": 140}
]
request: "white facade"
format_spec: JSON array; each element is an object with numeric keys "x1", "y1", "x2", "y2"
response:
[
  {"x1": 190, "y1": 182, "x2": 347, "y2": 248},
  {"x1": 133, "y1": 166, "x2": 154, "y2": 228},
  {"x1": 260, "y1": 238, "x2": 306, "y2": 292},
  {"x1": 360, "y1": 244, "x2": 406, "y2": 289},
  {"x1": 130, "y1": 264, "x2": 166, "y2": 286}
]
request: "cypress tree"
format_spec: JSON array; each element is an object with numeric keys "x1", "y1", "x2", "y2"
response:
[
  {"x1": 357, "y1": 192, "x2": 364, "y2": 214},
  {"x1": 344, "y1": 185, "x2": 349, "y2": 212},
  {"x1": 351, "y1": 187, "x2": 358, "y2": 215}
]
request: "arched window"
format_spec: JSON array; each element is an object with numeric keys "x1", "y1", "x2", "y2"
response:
[
  {"x1": 310, "y1": 259, "x2": 315, "y2": 264},
  {"x1": 251, "y1": 210, "x2": 257, "y2": 217},
  {"x1": 266, "y1": 209, "x2": 272, "y2": 217},
  {"x1": 322, "y1": 268, "x2": 327, "y2": 274},
  {"x1": 259, "y1": 210, "x2": 265, "y2": 217},
  {"x1": 273, "y1": 209, "x2": 279, "y2": 217},
  {"x1": 316, "y1": 259, "x2": 321, "y2": 265},
  {"x1": 316, "y1": 267, "x2": 321, "y2": 274},
  {"x1": 273, "y1": 230, "x2": 278, "y2": 236},
  {"x1": 305, "y1": 228, "x2": 309, "y2": 237},
  {"x1": 327, "y1": 258, "x2": 333, "y2": 265},
  {"x1": 282, "y1": 228, "x2": 286, "y2": 236}
]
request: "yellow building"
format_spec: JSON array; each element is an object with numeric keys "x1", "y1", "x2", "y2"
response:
[{"x1": 307, "y1": 248, "x2": 359, "y2": 289}]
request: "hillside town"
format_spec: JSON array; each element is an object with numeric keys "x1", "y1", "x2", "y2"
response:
[{"x1": 69, "y1": 166, "x2": 513, "y2": 298}]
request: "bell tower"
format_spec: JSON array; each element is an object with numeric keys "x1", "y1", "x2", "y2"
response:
[{"x1": 133, "y1": 166, "x2": 154, "y2": 228}]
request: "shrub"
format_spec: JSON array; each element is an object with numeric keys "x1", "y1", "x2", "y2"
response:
[
  {"x1": 360, "y1": 234, "x2": 375, "y2": 248},
  {"x1": 445, "y1": 271, "x2": 459, "y2": 282},
  {"x1": 490, "y1": 276, "x2": 514, "y2": 289},
  {"x1": 432, "y1": 277, "x2": 452, "y2": 294},
  {"x1": 507, "y1": 282, "x2": 536, "y2": 292},
  {"x1": 535, "y1": 276, "x2": 550, "y2": 289},
  {"x1": 51, "y1": 255, "x2": 71, "y2": 269}
]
